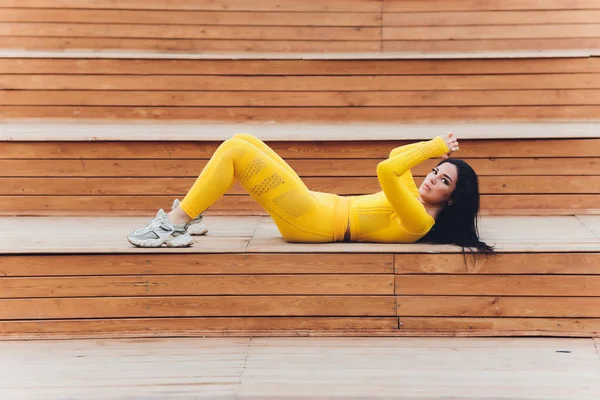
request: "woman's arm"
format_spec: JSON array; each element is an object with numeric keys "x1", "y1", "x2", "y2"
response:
[
  {"x1": 377, "y1": 137, "x2": 449, "y2": 234},
  {"x1": 387, "y1": 141, "x2": 428, "y2": 197}
]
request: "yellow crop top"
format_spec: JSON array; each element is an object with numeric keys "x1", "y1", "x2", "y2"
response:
[{"x1": 348, "y1": 137, "x2": 450, "y2": 243}]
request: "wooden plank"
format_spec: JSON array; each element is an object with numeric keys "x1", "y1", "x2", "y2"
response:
[
  {"x1": 2, "y1": 139, "x2": 598, "y2": 159},
  {"x1": 0, "y1": 9, "x2": 381, "y2": 26},
  {"x1": 0, "y1": 296, "x2": 398, "y2": 319},
  {"x1": 384, "y1": 10, "x2": 600, "y2": 25},
  {"x1": 3, "y1": 106, "x2": 600, "y2": 121},
  {"x1": 2, "y1": 195, "x2": 599, "y2": 215},
  {"x1": 0, "y1": 318, "x2": 596, "y2": 338},
  {"x1": 480, "y1": 195, "x2": 600, "y2": 213},
  {"x1": 384, "y1": 25, "x2": 600, "y2": 40},
  {"x1": 395, "y1": 275, "x2": 600, "y2": 296},
  {"x1": 397, "y1": 296, "x2": 600, "y2": 317},
  {"x1": 394, "y1": 253, "x2": 600, "y2": 274},
  {"x1": 384, "y1": 0, "x2": 600, "y2": 12},
  {"x1": 6, "y1": 123, "x2": 599, "y2": 141},
  {"x1": 399, "y1": 317, "x2": 600, "y2": 335},
  {"x1": 5, "y1": 89, "x2": 600, "y2": 106},
  {"x1": 0, "y1": 37, "x2": 382, "y2": 53},
  {"x1": 1, "y1": 58, "x2": 597, "y2": 75},
  {"x1": 1, "y1": 23, "x2": 381, "y2": 41},
  {"x1": 0, "y1": 0, "x2": 383, "y2": 12},
  {"x1": 579, "y1": 216, "x2": 600, "y2": 240},
  {"x1": 2, "y1": 158, "x2": 596, "y2": 177},
  {"x1": 3, "y1": 74, "x2": 598, "y2": 91},
  {"x1": 0, "y1": 254, "x2": 394, "y2": 276},
  {"x1": 0, "y1": 177, "x2": 382, "y2": 196},
  {"x1": 3, "y1": 176, "x2": 599, "y2": 195},
  {"x1": 0, "y1": 275, "x2": 394, "y2": 297},
  {"x1": 477, "y1": 176, "x2": 600, "y2": 194},
  {"x1": 383, "y1": 38, "x2": 600, "y2": 53},
  {"x1": 0, "y1": 317, "x2": 399, "y2": 338}
]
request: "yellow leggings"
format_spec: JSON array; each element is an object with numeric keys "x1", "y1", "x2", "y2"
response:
[{"x1": 179, "y1": 134, "x2": 349, "y2": 243}]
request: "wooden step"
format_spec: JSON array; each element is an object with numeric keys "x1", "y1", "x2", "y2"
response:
[
  {"x1": 0, "y1": 215, "x2": 598, "y2": 339},
  {"x1": 1, "y1": 0, "x2": 599, "y2": 54},
  {"x1": 2, "y1": 57, "x2": 600, "y2": 123},
  {"x1": 1, "y1": 137, "x2": 598, "y2": 216}
]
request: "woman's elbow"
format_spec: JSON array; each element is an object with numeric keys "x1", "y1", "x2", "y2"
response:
[{"x1": 376, "y1": 161, "x2": 395, "y2": 180}]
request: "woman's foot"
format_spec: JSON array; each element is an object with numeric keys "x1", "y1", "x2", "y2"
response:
[
  {"x1": 172, "y1": 199, "x2": 208, "y2": 236},
  {"x1": 128, "y1": 209, "x2": 193, "y2": 248}
]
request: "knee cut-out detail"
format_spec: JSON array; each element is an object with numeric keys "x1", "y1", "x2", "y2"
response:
[
  {"x1": 251, "y1": 173, "x2": 285, "y2": 196},
  {"x1": 239, "y1": 158, "x2": 265, "y2": 181}
]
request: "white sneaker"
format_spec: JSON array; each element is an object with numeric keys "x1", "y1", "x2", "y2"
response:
[
  {"x1": 172, "y1": 199, "x2": 208, "y2": 236},
  {"x1": 127, "y1": 209, "x2": 193, "y2": 248}
]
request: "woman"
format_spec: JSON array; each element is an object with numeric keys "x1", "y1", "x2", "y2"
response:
[{"x1": 128, "y1": 132, "x2": 493, "y2": 254}]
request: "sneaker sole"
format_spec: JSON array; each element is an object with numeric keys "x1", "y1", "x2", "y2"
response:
[
  {"x1": 128, "y1": 234, "x2": 193, "y2": 248},
  {"x1": 188, "y1": 224, "x2": 208, "y2": 236}
]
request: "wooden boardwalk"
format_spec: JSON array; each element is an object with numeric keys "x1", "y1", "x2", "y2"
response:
[{"x1": 0, "y1": 337, "x2": 598, "y2": 399}]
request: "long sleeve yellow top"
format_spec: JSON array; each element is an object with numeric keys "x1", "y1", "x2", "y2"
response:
[{"x1": 348, "y1": 137, "x2": 449, "y2": 243}]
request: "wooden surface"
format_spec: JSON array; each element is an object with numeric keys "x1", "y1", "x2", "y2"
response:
[
  {"x1": 2, "y1": 58, "x2": 600, "y2": 123},
  {"x1": 3, "y1": 122, "x2": 600, "y2": 141},
  {"x1": 0, "y1": 214, "x2": 598, "y2": 338},
  {"x1": 1, "y1": 215, "x2": 599, "y2": 254},
  {"x1": 1, "y1": 0, "x2": 599, "y2": 54},
  {"x1": 1, "y1": 138, "x2": 598, "y2": 216},
  {"x1": 1, "y1": 50, "x2": 596, "y2": 59},
  {"x1": 0, "y1": 337, "x2": 598, "y2": 399}
]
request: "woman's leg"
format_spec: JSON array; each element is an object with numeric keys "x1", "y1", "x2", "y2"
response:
[
  {"x1": 178, "y1": 136, "x2": 338, "y2": 242},
  {"x1": 231, "y1": 133, "x2": 304, "y2": 186}
]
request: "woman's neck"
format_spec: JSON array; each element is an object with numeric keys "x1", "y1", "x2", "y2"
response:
[{"x1": 418, "y1": 197, "x2": 444, "y2": 219}]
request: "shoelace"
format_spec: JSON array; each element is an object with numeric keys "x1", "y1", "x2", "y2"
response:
[{"x1": 146, "y1": 217, "x2": 172, "y2": 232}]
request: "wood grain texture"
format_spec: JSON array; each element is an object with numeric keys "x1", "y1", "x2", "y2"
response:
[
  {"x1": 384, "y1": 10, "x2": 600, "y2": 25},
  {"x1": 384, "y1": 0, "x2": 600, "y2": 12},
  {"x1": 394, "y1": 253, "x2": 600, "y2": 274},
  {"x1": 395, "y1": 275, "x2": 600, "y2": 296},
  {"x1": 0, "y1": 9, "x2": 382, "y2": 26},
  {"x1": 1, "y1": 24, "x2": 381, "y2": 41},
  {"x1": 0, "y1": 37, "x2": 382, "y2": 53},
  {"x1": 397, "y1": 296, "x2": 600, "y2": 317},
  {"x1": 4, "y1": 106, "x2": 600, "y2": 121},
  {"x1": 4, "y1": 176, "x2": 598, "y2": 195},
  {"x1": 0, "y1": 0, "x2": 383, "y2": 12},
  {"x1": 1, "y1": 195, "x2": 598, "y2": 215},
  {"x1": 0, "y1": 275, "x2": 394, "y2": 297},
  {"x1": 4, "y1": 74, "x2": 598, "y2": 91},
  {"x1": 2, "y1": 139, "x2": 598, "y2": 159},
  {"x1": 5, "y1": 90, "x2": 600, "y2": 106},
  {"x1": 399, "y1": 317, "x2": 600, "y2": 336},
  {"x1": 383, "y1": 38, "x2": 600, "y2": 53},
  {"x1": 0, "y1": 317, "x2": 399, "y2": 336},
  {"x1": 0, "y1": 254, "x2": 394, "y2": 276},
  {"x1": 0, "y1": 296, "x2": 398, "y2": 319},
  {"x1": 2, "y1": 158, "x2": 596, "y2": 177},
  {"x1": 384, "y1": 25, "x2": 600, "y2": 40},
  {"x1": 2, "y1": 58, "x2": 598, "y2": 75}
]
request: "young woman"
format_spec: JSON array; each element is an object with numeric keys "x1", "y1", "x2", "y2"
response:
[{"x1": 128, "y1": 132, "x2": 493, "y2": 254}]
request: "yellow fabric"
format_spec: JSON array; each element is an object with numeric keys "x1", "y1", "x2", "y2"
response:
[
  {"x1": 179, "y1": 134, "x2": 448, "y2": 243},
  {"x1": 179, "y1": 134, "x2": 347, "y2": 243},
  {"x1": 348, "y1": 137, "x2": 449, "y2": 243}
]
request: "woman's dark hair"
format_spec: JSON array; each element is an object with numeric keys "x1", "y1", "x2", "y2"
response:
[{"x1": 418, "y1": 158, "x2": 495, "y2": 257}]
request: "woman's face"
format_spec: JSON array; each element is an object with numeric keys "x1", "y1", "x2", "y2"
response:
[{"x1": 418, "y1": 163, "x2": 459, "y2": 206}]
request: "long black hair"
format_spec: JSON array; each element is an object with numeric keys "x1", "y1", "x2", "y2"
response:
[{"x1": 418, "y1": 158, "x2": 495, "y2": 256}]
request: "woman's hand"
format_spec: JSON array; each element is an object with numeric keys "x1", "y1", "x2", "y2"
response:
[{"x1": 440, "y1": 132, "x2": 459, "y2": 159}]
